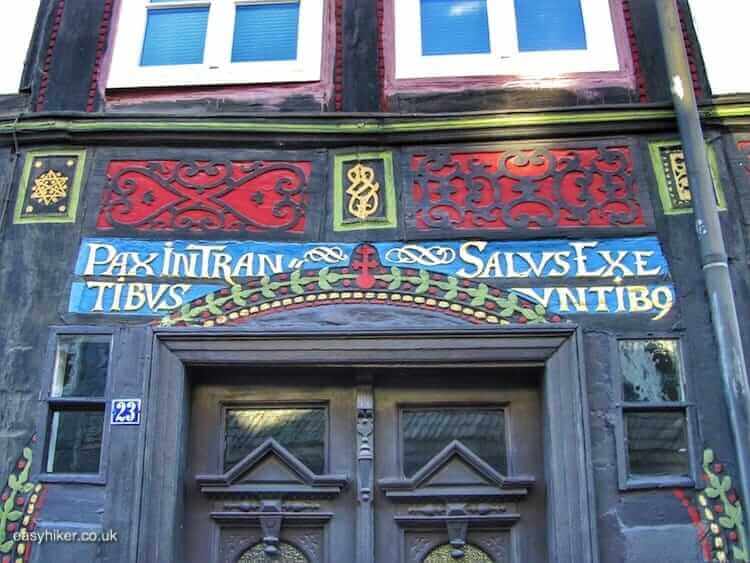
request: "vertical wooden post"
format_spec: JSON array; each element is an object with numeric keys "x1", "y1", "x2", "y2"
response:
[{"x1": 356, "y1": 383, "x2": 374, "y2": 563}]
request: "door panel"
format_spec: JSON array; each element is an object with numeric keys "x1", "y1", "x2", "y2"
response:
[
  {"x1": 185, "y1": 371, "x2": 357, "y2": 563},
  {"x1": 374, "y1": 369, "x2": 546, "y2": 563}
]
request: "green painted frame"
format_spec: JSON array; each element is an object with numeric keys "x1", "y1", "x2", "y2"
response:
[
  {"x1": 333, "y1": 151, "x2": 397, "y2": 232},
  {"x1": 13, "y1": 148, "x2": 87, "y2": 224},
  {"x1": 648, "y1": 140, "x2": 726, "y2": 216}
]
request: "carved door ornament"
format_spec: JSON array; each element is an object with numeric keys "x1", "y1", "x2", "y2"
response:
[
  {"x1": 379, "y1": 440, "x2": 534, "y2": 559},
  {"x1": 196, "y1": 438, "x2": 348, "y2": 557},
  {"x1": 238, "y1": 541, "x2": 309, "y2": 562},
  {"x1": 423, "y1": 543, "x2": 493, "y2": 563}
]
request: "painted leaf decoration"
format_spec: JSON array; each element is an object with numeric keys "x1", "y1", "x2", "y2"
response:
[
  {"x1": 500, "y1": 308, "x2": 515, "y2": 318},
  {"x1": 470, "y1": 284, "x2": 488, "y2": 306},
  {"x1": 709, "y1": 473, "x2": 721, "y2": 489},
  {"x1": 520, "y1": 307, "x2": 539, "y2": 321},
  {"x1": 733, "y1": 545, "x2": 750, "y2": 562},
  {"x1": 388, "y1": 267, "x2": 401, "y2": 290},
  {"x1": 719, "y1": 515, "x2": 735, "y2": 529},
  {"x1": 415, "y1": 270, "x2": 430, "y2": 294},
  {"x1": 230, "y1": 285, "x2": 247, "y2": 305},
  {"x1": 0, "y1": 540, "x2": 13, "y2": 553},
  {"x1": 534, "y1": 304, "x2": 546, "y2": 316},
  {"x1": 205, "y1": 294, "x2": 223, "y2": 316},
  {"x1": 21, "y1": 483, "x2": 34, "y2": 493},
  {"x1": 259, "y1": 277, "x2": 274, "y2": 299},
  {"x1": 318, "y1": 276, "x2": 331, "y2": 291},
  {"x1": 3, "y1": 497, "x2": 13, "y2": 512},
  {"x1": 7, "y1": 475, "x2": 16, "y2": 489},
  {"x1": 704, "y1": 449, "x2": 715, "y2": 465},
  {"x1": 444, "y1": 278, "x2": 458, "y2": 300},
  {"x1": 721, "y1": 476, "x2": 733, "y2": 492},
  {"x1": 704, "y1": 487, "x2": 720, "y2": 499},
  {"x1": 290, "y1": 269, "x2": 304, "y2": 293},
  {"x1": 6, "y1": 511, "x2": 22, "y2": 522}
]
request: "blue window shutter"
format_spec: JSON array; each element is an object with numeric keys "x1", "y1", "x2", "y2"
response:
[
  {"x1": 140, "y1": 6, "x2": 209, "y2": 66},
  {"x1": 420, "y1": 0, "x2": 491, "y2": 56},
  {"x1": 514, "y1": 0, "x2": 587, "y2": 52},
  {"x1": 232, "y1": 3, "x2": 300, "y2": 63}
]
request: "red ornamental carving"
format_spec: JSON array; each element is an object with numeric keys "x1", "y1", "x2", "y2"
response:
[
  {"x1": 97, "y1": 160, "x2": 311, "y2": 233},
  {"x1": 409, "y1": 146, "x2": 646, "y2": 232}
]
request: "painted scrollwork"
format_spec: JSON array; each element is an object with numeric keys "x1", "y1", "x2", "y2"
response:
[
  {"x1": 97, "y1": 160, "x2": 310, "y2": 233},
  {"x1": 410, "y1": 145, "x2": 644, "y2": 233}
]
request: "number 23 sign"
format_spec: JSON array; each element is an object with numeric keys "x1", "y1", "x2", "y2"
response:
[{"x1": 111, "y1": 399, "x2": 142, "y2": 425}]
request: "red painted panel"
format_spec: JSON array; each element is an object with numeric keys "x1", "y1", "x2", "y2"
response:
[
  {"x1": 410, "y1": 146, "x2": 645, "y2": 232},
  {"x1": 97, "y1": 160, "x2": 311, "y2": 234}
]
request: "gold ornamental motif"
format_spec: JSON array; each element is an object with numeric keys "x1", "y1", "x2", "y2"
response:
[
  {"x1": 668, "y1": 150, "x2": 691, "y2": 203},
  {"x1": 238, "y1": 542, "x2": 308, "y2": 562},
  {"x1": 346, "y1": 163, "x2": 380, "y2": 220},
  {"x1": 424, "y1": 544, "x2": 493, "y2": 563},
  {"x1": 30, "y1": 169, "x2": 69, "y2": 206}
]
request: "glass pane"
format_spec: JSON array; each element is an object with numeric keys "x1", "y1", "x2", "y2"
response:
[
  {"x1": 619, "y1": 339, "x2": 683, "y2": 402},
  {"x1": 232, "y1": 3, "x2": 300, "y2": 62},
  {"x1": 425, "y1": 544, "x2": 493, "y2": 563},
  {"x1": 625, "y1": 411, "x2": 689, "y2": 477},
  {"x1": 420, "y1": 0, "x2": 491, "y2": 56},
  {"x1": 46, "y1": 410, "x2": 104, "y2": 474},
  {"x1": 225, "y1": 408, "x2": 325, "y2": 473},
  {"x1": 402, "y1": 408, "x2": 506, "y2": 476},
  {"x1": 52, "y1": 336, "x2": 110, "y2": 398},
  {"x1": 141, "y1": 6, "x2": 209, "y2": 66},
  {"x1": 238, "y1": 542, "x2": 309, "y2": 563},
  {"x1": 514, "y1": 0, "x2": 587, "y2": 52}
]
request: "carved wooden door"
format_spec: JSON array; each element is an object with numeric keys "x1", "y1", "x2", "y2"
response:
[
  {"x1": 185, "y1": 367, "x2": 546, "y2": 563},
  {"x1": 374, "y1": 368, "x2": 547, "y2": 563},
  {"x1": 185, "y1": 371, "x2": 357, "y2": 563}
]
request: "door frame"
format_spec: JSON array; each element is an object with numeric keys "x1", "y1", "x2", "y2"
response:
[{"x1": 137, "y1": 325, "x2": 599, "y2": 563}]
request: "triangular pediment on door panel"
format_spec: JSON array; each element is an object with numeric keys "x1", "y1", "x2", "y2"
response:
[
  {"x1": 195, "y1": 438, "x2": 348, "y2": 498},
  {"x1": 378, "y1": 440, "x2": 534, "y2": 501}
]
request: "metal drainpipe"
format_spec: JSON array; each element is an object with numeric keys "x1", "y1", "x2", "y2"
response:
[{"x1": 656, "y1": 0, "x2": 750, "y2": 537}]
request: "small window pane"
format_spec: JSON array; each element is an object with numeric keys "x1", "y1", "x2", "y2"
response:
[
  {"x1": 514, "y1": 0, "x2": 587, "y2": 52},
  {"x1": 225, "y1": 408, "x2": 325, "y2": 473},
  {"x1": 52, "y1": 336, "x2": 110, "y2": 398},
  {"x1": 420, "y1": 0, "x2": 491, "y2": 56},
  {"x1": 619, "y1": 340, "x2": 683, "y2": 403},
  {"x1": 625, "y1": 411, "x2": 689, "y2": 477},
  {"x1": 46, "y1": 410, "x2": 104, "y2": 474},
  {"x1": 232, "y1": 3, "x2": 300, "y2": 63},
  {"x1": 402, "y1": 408, "x2": 506, "y2": 476},
  {"x1": 141, "y1": 6, "x2": 209, "y2": 66}
]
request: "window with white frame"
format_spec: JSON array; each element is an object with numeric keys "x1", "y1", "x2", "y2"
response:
[
  {"x1": 0, "y1": 0, "x2": 40, "y2": 94},
  {"x1": 394, "y1": 0, "x2": 621, "y2": 80},
  {"x1": 107, "y1": 0, "x2": 325, "y2": 89}
]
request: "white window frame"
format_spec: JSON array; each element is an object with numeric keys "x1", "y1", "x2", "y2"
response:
[
  {"x1": 0, "y1": 0, "x2": 40, "y2": 94},
  {"x1": 395, "y1": 0, "x2": 620, "y2": 80},
  {"x1": 107, "y1": 0, "x2": 324, "y2": 89}
]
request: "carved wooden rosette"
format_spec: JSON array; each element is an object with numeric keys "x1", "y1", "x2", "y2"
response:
[
  {"x1": 379, "y1": 441, "x2": 534, "y2": 560},
  {"x1": 196, "y1": 438, "x2": 347, "y2": 559}
]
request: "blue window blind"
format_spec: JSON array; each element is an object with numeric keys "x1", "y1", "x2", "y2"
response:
[
  {"x1": 420, "y1": 0, "x2": 491, "y2": 56},
  {"x1": 232, "y1": 2, "x2": 300, "y2": 63},
  {"x1": 141, "y1": 6, "x2": 209, "y2": 66},
  {"x1": 514, "y1": 0, "x2": 587, "y2": 52}
]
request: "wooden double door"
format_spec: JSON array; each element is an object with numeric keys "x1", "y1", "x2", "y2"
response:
[{"x1": 185, "y1": 367, "x2": 547, "y2": 563}]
